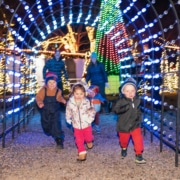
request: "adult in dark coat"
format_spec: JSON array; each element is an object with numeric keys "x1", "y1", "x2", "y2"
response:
[
  {"x1": 86, "y1": 52, "x2": 109, "y2": 113},
  {"x1": 43, "y1": 49, "x2": 68, "y2": 93}
]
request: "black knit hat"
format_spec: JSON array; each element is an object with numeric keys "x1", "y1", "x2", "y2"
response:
[{"x1": 120, "y1": 77, "x2": 137, "y2": 94}]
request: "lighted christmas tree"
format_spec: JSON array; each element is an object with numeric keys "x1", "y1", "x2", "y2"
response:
[
  {"x1": 0, "y1": 56, "x2": 12, "y2": 95},
  {"x1": 20, "y1": 54, "x2": 30, "y2": 94},
  {"x1": 174, "y1": 56, "x2": 179, "y2": 90},
  {"x1": 61, "y1": 58, "x2": 71, "y2": 94},
  {"x1": 19, "y1": 55, "x2": 39, "y2": 95},
  {"x1": 28, "y1": 57, "x2": 38, "y2": 95},
  {"x1": 160, "y1": 50, "x2": 169, "y2": 94},
  {"x1": 95, "y1": 0, "x2": 131, "y2": 75},
  {"x1": 160, "y1": 50, "x2": 179, "y2": 94}
]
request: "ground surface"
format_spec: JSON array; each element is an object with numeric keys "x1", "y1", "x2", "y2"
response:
[{"x1": 0, "y1": 111, "x2": 180, "y2": 180}]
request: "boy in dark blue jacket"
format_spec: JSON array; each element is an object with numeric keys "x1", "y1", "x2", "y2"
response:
[{"x1": 113, "y1": 77, "x2": 146, "y2": 164}]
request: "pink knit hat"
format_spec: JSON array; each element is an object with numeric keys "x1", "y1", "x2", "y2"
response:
[{"x1": 45, "y1": 72, "x2": 58, "y2": 84}]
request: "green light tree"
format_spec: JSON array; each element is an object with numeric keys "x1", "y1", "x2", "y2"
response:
[{"x1": 96, "y1": 0, "x2": 131, "y2": 75}]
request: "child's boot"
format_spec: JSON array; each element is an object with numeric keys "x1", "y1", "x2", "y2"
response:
[
  {"x1": 121, "y1": 148, "x2": 127, "y2": 158},
  {"x1": 94, "y1": 125, "x2": 101, "y2": 133},
  {"x1": 135, "y1": 154, "x2": 146, "y2": 164},
  {"x1": 77, "y1": 152, "x2": 87, "y2": 161},
  {"x1": 55, "y1": 138, "x2": 64, "y2": 149},
  {"x1": 86, "y1": 142, "x2": 93, "y2": 149},
  {"x1": 94, "y1": 113, "x2": 101, "y2": 133}
]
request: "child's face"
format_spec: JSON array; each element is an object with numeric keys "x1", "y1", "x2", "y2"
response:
[
  {"x1": 87, "y1": 89, "x2": 95, "y2": 98},
  {"x1": 74, "y1": 89, "x2": 85, "y2": 101},
  {"x1": 47, "y1": 80, "x2": 57, "y2": 90},
  {"x1": 123, "y1": 84, "x2": 136, "y2": 99}
]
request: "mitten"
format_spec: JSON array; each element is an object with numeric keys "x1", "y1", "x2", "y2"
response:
[{"x1": 105, "y1": 82, "x2": 110, "y2": 88}]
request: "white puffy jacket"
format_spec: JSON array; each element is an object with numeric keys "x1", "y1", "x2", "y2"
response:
[{"x1": 66, "y1": 96, "x2": 96, "y2": 129}]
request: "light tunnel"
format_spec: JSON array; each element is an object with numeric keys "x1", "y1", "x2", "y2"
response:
[{"x1": 0, "y1": 0, "x2": 180, "y2": 165}]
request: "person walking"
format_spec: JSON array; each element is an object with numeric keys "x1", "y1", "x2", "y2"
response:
[
  {"x1": 85, "y1": 52, "x2": 109, "y2": 113},
  {"x1": 66, "y1": 83, "x2": 96, "y2": 161},
  {"x1": 113, "y1": 77, "x2": 146, "y2": 164},
  {"x1": 36, "y1": 72, "x2": 66, "y2": 149},
  {"x1": 43, "y1": 49, "x2": 68, "y2": 93}
]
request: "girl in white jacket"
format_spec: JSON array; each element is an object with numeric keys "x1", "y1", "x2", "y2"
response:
[{"x1": 66, "y1": 83, "x2": 96, "y2": 161}]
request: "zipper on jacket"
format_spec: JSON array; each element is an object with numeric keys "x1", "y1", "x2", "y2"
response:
[
  {"x1": 77, "y1": 106, "x2": 83, "y2": 129},
  {"x1": 132, "y1": 99, "x2": 134, "y2": 108}
]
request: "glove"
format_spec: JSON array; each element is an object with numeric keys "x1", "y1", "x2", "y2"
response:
[{"x1": 105, "y1": 82, "x2": 110, "y2": 88}]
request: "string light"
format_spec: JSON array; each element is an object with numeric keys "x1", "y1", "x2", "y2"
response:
[
  {"x1": 96, "y1": 0, "x2": 130, "y2": 75},
  {"x1": 1, "y1": 0, "x2": 180, "y2": 148}
]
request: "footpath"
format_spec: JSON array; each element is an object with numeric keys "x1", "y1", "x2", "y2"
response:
[{"x1": 0, "y1": 111, "x2": 180, "y2": 180}]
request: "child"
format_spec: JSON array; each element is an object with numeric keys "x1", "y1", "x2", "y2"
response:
[
  {"x1": 88, "y1": 85, "x2": 106, "y2": 133},
  {"x1": 113, "y1": 77, "x2": 146, "y2": 164},
  {"x1": 36, "y1": 72, "x2": 66, "y2": 149},
  {"x1": 65, "y1": 83, "x2": 96, "y2": 161}
]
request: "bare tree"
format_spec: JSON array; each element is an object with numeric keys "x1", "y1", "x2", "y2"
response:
[{"x1": 39, "y1": 24, "x2": 93, "y2": 53}]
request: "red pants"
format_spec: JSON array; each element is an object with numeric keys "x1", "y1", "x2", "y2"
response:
[
  {"x1": 118, "y1": 127, "x2": 144, "y2": 155},
  {"x1": 74, "y1": 126, "x2": 94, "y2": 154}
]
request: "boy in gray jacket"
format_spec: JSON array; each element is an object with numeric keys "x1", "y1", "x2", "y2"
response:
[{"x1": 113, "y1": 78, "x2": 146, "y2": 164}]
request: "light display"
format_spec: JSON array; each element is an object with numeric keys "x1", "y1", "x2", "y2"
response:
[
  {"x1": 19, "y1": 54, "x2": 37, "y2": 96},
  {"x1": 0, "y1": 0, "x2": 180, "y2": 166},
  {"x1": 61, "y1": 58, "x2": 71, "y2": 93},
  {"x1": 0, "y1": 56, "x2": 12, "y2": 95},
  {"x1": 96, "y1": 0, "x2": 130, "y2": 75},
  {"x1": 0, "y1": 0, "x2": 100, "y2": 51},
  {"x1": 20, "y1": 54, "x2": 29, "y2": 94},
  {"x1": 117, "y1": 1, "x2": 180, "y2": 167}
]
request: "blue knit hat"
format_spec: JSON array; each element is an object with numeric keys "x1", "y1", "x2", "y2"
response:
[
  {"x1": 121, "y1": 77, "x2": 137, "y2": 94},
  {"x1": 90, "y1": 52, "x2": 97, "y2": 58}
]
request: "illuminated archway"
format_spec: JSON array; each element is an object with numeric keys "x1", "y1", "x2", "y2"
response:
[{"x1": 1, "y1": 0, "x2": 180, "y2": 166}]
